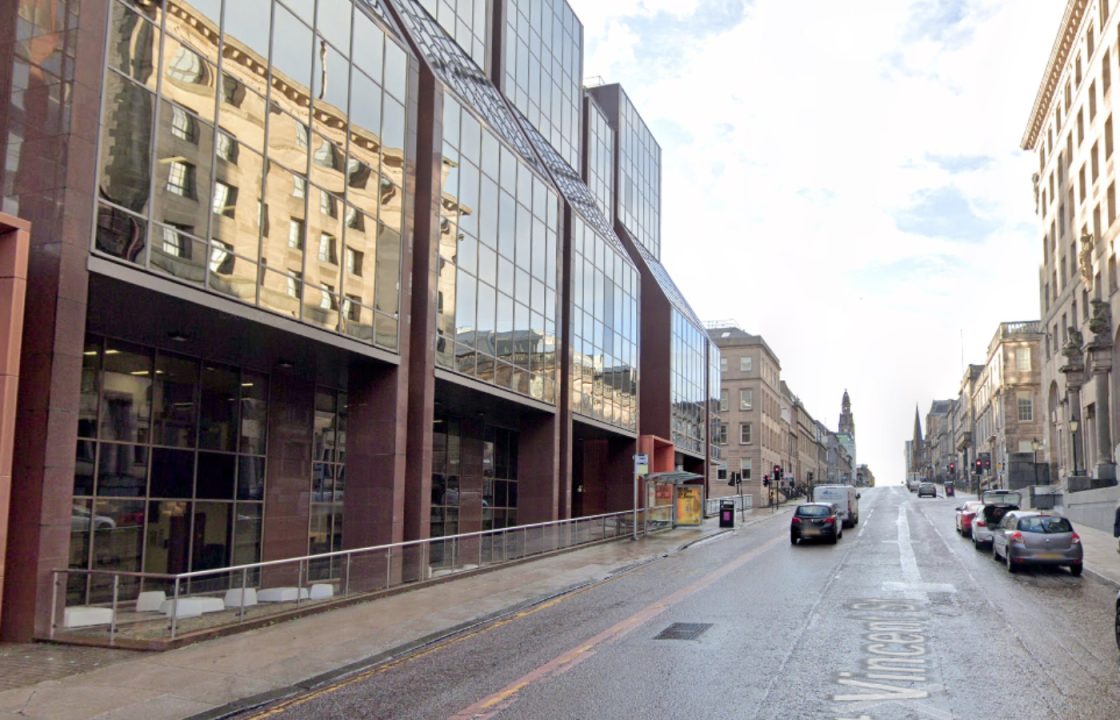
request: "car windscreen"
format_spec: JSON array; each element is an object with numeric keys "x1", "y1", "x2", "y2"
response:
[
  {"x1": 796, "y1": 505, "x2": 831, "y2": 517},
  {"x1": 1017, "y1": 516, "x2": 1073, "y2": 533}
]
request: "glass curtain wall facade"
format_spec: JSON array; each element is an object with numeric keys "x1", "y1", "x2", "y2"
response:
[
  {"x1": 571, "y1": 216, "x2": 638, "y2": 431},
  {"x1": 617, "y1": 89, "x2": 661, "y2": 259},
  {"x1": 435, "y1": 93, "x2": 560, "y2": 402},
  {"x1": 95, "y1": 0, "x2": 409, "y2": 350},
  {"x1": 585, "y1": 96, "x2": 614, "y2": 221},
  {"x1": 72, "y1": 334, "x2": 268, "y2": 604},
  {"x1": 502, "y1": 0, "x2": 582, "y2": 170},
  {"x1": 671, "y1": 310, "x2": 707, "y2": 456},
  {"x1": 709, "y1": 343, "x2": 722, "y2": 465},
  {"x1": 416, "y1": 0, "x2": 488, "y2": 69}
]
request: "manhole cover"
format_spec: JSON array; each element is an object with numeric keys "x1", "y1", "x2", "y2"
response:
[{"x1": 655, "y1": 623, "x2": 712, "y2": 640}]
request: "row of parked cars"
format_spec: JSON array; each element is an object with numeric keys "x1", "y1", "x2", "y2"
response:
[{"x1": 954, "y1": 490, "x2": 1083, "y2": 575}]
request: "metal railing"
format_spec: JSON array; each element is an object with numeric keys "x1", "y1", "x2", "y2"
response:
[
  {"x1": 50, "y1": 505, "x2": 673, "y2": 645},
  {"x1": 705, "y1": 494, "x2": 752, "y2": 517}
]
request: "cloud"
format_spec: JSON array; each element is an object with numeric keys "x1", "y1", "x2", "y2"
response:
[{"x1": 567, "y1": 0, "x2": 1065, "y2": 480}]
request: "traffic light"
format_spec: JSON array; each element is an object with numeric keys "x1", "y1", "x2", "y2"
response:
[
  {"x1": 982, "y1": 454, "x2": 991, "y2": 471},
  {"x1": 949, "y1": 462, "x2": 955, "y2": 475},
  {"x1": 975, "y1": 458, "x2": 983, "y2": 474},
  {"x1": 773, "y1": 465, "x2": 782, "y2": 481},
  {"x1": 763, "y1": 475, "x2": 770, "y2": 487}
]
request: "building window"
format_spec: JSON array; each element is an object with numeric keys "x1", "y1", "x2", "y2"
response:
[
  {"x1": 740, "y1": 458, "x2": 751, "y2": 481},
  {"x1": 318, "y1": 233, "x2": 337, "y2": 264},
  {"x1": 717, "y1": 422, "x2": 727, "y2": 444},
  {"x1": 167, "y1": 47, "x2": 205, "y2": 83},
  {"x1": 161, "y1": 225, "x2": 192, "y2": 259},
  {"x1": 209, "y1": 240, "x2": 234, "y2": 275},
  {"x1": 740, "y1": 388, "x2": 753, "y2": 410},
  {"x1": 344, "y1": 294, "x2": 362, "y2": 322},
  {"x1": 346, "y1": 247, "x2": 364, "y2": 276},
  {"x1": 319, "y1": 283, "x2": 337, "y2": 310},
  {"x1": 288, "y1": 219, "x2": 304, "y2": 250},
  {"x1": 717, "y1": 467, "x2": 727, "y2": 481},
  {"x1": 71, "y1": 336, "x2": 268, "y2": 605},
  {"x1": 739, "y1": 422, "x2": 752, "y2": 444},
  {"x1": 310, "y1": 388, "x2": 346, "y2": 578},
  {"x1": 719, "y1": 389, "x2": 728, "y2": 412},
  {"x1": 286, "y1": 271, "x2": 302, "y2": 298},
  {"x1": 319, "y1": 190, "x2": 338, "y2": 217},
  {"x1": 212, "y1": 181, "x2": 237, "y2": 217},
  {"x1": 166, "y1": 160, "x2": 195, "y2": 198},
  {"x1": 292, "y1": 175, "x2": 306, "y2": 198},
  {"x1": 1016, "y1": 347, "x2": 1031, "y2": 372},
  {"x1": 170, "y1": 105, "x2": 197, "y2": 143},
  {"x1": 216, "y1": 131, "x2": 239, "y2": 163},
  {"x1": 719, "y1": 357, "x2": 727, "y2": 374},
  {"x1": 1018, "y1": 394, "x2": 1033, "y2": 422},
  {"x1": 740, "y1": 356, "x2": 752, "y2": 372}
]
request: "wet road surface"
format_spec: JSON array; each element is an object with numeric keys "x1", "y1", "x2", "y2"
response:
[{"x1": 234, "y1": 487, "x2": 1120, "y2": 719}]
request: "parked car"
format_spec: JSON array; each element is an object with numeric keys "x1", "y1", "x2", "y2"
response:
[
  {"x1": 971, "y1": 489, "x2": 1021, "y2": 549},
  {"x1": 810, "y1": 484, "x2": 860, "y2": 527},
  {"x1": 918, "y1": 482, "x2": 936, "y2": 498},
  {"x1": 955, "y1": 500, "x2": 984, "y2": 537},
  {"x1": 907, "y1": 478, "x2": 920, "y2": 492},
  {"x1": 991, "y1": 511, "x2": 1083, "y2": 575},
  {"x1": 791, "y1": 503, "x2": 842, "y2": 545}
]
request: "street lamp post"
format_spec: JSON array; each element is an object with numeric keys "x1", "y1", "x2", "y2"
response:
[
  {"x1": 1070, "y1": 419, "x2": 1082, "y2": 476},
  {"x1": 1031, "y1": 438, "x2": 1042, "y2": 487}
]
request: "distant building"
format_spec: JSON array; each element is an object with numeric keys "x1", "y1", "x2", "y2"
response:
[{"x1": 706, "y1": 323, "x2": 786, "y2": 506}]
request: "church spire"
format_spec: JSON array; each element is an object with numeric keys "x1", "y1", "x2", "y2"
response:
[{"x1": 838, "y1": 390, "x2": 855, "y2": 435}]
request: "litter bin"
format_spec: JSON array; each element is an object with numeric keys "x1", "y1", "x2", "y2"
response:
[{"x1": 719, "y1": 500, "x2": 735, "y2": 528}]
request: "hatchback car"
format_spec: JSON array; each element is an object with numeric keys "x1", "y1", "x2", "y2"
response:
[
  {"x1": 955, "y1": 500, "x2": 984, "y2": 537},
  {"x1": 992, "y1": 511, "x2": 1082, "y2": 575},
  {"x1": 791, "y1": 503, "x2": 842, "y2": 544},
  {"x1": 918, "y1": 482, "x2": 936, "y2": 498},
  {"x1": 972, "y1": 489, "x2": 1021, "y2": 549}
]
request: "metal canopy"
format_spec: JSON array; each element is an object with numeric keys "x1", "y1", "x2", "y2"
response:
[{"x1": 645, "y1": 471, "x2": 703, "y2": 484}]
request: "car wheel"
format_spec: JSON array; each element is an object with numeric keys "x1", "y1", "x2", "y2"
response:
[
  {"x1": 1006, "y1": 550, "x2": 1017, "y2": 573},
  {"x1": 830, "y1": 531, "x2": 839, "y2": 545},
  {"x1": 1070, "y1": 564, "x2": 1083, "y2": 576},
  {"x1": 790, "y1": 533, "x2": 798, "y2": 545}
]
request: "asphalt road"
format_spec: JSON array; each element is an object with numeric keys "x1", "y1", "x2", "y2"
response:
[{"x1": 236, "y1": 486, "x2": 1120, "y2": 719}]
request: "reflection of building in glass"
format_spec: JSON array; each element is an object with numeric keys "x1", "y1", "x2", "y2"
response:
[{"x1": 96, "y1": 0, "x2": 408, "y2": 350}]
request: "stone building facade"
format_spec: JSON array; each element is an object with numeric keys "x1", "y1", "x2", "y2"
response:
[{"x1": 1023, "y1": 0, "x2": 1120, "y2": 490}]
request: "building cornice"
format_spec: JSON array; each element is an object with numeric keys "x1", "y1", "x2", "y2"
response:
[{"x1": 1021, "y1": 0, "x2": 1087, "y2": 150}]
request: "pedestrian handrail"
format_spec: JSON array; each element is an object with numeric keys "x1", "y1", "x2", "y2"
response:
[
  {"x1": 50, "y1": 505, "x2": 674, "y2": 645},
  {"x1": 705, "y1": 494, "x2": 752, "y2": 517}
]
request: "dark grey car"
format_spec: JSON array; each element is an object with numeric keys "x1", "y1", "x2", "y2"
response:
[{"x1": 991, "y1": 511, "x2": 1083, "y2": 575}]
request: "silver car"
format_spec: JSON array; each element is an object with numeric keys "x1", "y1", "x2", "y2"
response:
[
  {"x1": 971, "y1": 489, "x2": 1021, "y2": 549},
  {"x1": 991, "y1": 511, "x2": 1083, "y2": 575}
]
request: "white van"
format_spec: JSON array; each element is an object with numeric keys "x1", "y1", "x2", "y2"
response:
[{"x1": 811, "y1": 485, "x2": 860, "y2": 528}]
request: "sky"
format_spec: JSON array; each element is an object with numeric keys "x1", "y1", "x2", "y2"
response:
[{"x1": 564, "y1": 0, "x2": 1066, "y2": 483}]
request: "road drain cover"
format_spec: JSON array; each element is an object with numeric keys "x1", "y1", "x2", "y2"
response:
[{"x1": 655, "y1": 623, "x2": 712, "y2": 640}]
